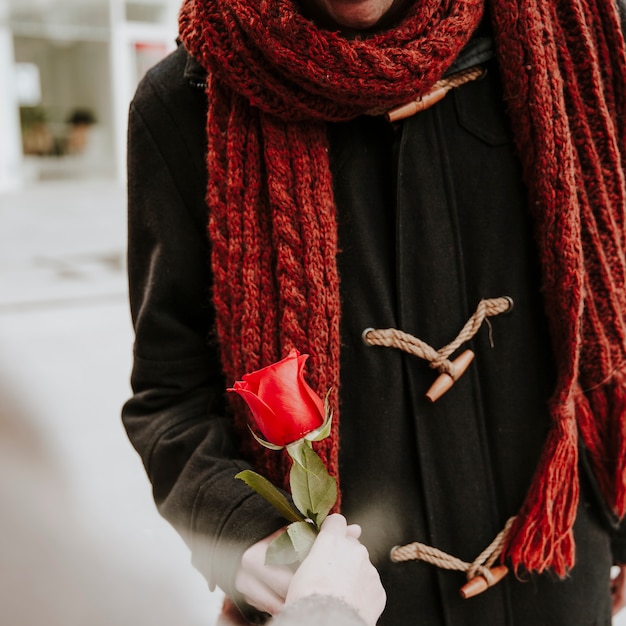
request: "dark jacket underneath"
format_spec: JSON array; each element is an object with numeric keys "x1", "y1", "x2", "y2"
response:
[{"x1": 123, "y1": 42, "x2": 624, "y2": 625}]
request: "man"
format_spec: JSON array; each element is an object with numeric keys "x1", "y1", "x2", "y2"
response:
[{"x1": 123, "y1": 0, "x2": 626, "y2": 623}]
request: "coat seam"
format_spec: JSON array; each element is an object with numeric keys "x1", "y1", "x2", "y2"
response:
[{"x1": 130, "y1": 101, "x2": 207, "y2": 237}]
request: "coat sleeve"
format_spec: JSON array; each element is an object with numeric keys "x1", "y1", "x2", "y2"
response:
[
  {"x1": 122, "y1": 47, "x2": 286, "y2": 611},
  {"x1": 269, "y1": 596, "x2": 367, "y2": 626}
]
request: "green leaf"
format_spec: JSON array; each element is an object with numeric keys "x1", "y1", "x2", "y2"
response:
[
  {"x1": 286, "y1": 521, "x2": 317, "y2": 562},
  {"x1": 235, "y1": 470, "x2": 305, "y2": 523},
  {"x1": 265, "y1": 521, "x2": 318, "y2": 566},
  {"x1": 287, "y1": 443, "x2": 337, "y2": 526},
  {"x1": 265, "y1": 530, "x2": 299, "y2": 566}
]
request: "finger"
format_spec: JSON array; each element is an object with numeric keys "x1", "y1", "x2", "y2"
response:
[
  {"x1": 239, "y1": 578, "x2": 285, "y2": 616},
  {"x1": 264, "y1": 565, "x2": 293, "y2": 599},
  {"x1": 244, "y1": 560, "x2": 293, "y2": 599},
  {"x1": 346, "y1": 524, "x2": 362, "y2": 539},
  {"x1": 238, "y1": 541, "x2": 293, "y2": 599},
  {"x1": 319, "y1": 513, "x2": 348, "y2": 535}
]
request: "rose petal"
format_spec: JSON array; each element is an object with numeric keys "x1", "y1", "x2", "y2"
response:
[
  {"x1": 231, "y1": 349, "x2": 325, "y2": 446},
  {"x1": 229, "y1": 387, "x2": 288, "y2": 445},
  {"x1": 242, "y1": 349, "x2": 300, "y2": 391},
  {"x1": 259, "y1": 362, "x2": 322, "y2": 440},
  {"x1": 296, "y1": 354, "x2": 325, "y2": 419}
]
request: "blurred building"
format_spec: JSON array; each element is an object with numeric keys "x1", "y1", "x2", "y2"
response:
[{"x1": 0, "y1": 0, "x2": 180, "y2": 191}]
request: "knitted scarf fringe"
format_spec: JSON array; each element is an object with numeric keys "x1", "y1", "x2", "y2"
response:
[
  {"x1": 490, "y1": 0, "x2": 626, "y2": 573},
  {"x1": 505, "y1": 404, "x2": 579, "y2": 576},
  {"x1": 506, "y1": 370, "x2": 626, "y2": 577},
  {"x1": 578, "y1": 369, "x2": 626, "y2": 517},
  {"x1": 180, "y1": 0, "x2": 626, "y2": 576}
]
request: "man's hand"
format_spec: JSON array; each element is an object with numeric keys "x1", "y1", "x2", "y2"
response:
[
  {"x1": 612, "y1": 564, "x2": 626, "y2": 615},
  {"x1": 285, "y1": 514, "x2": 386, "y2": 626},
  {"x1": 235, "y1": 529, "x2": 294, "y2": 615}
]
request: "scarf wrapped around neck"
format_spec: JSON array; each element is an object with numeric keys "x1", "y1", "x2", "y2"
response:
[{"x1": 179, "y1": 0, "x2": 626, "y2": 576}]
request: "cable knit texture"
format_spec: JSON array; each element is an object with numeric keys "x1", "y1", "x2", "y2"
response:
[{"x1": 179, "y1": 0, "x2": 626, "y2": 577}]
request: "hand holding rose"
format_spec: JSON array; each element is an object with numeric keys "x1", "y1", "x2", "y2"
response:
[
  {"x1": 286, "y1": 515, "x2": 386, "y2": 626},
  {"x1": 236, "y1": 515, "x2": 385, "y2": 625},
  {"x1": 231, "y1": 352, "x2": 385, "y2": 623}
]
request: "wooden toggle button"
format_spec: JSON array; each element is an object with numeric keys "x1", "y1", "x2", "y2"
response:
[
  {"x1": 459, "y1": 565, "x2": 509, "y2": 599},
  {"x1": 386, "y1": 86, "x2": 449, "y2": 122},
  {"x1": 425, "y1": 349, "x2": 475, "y2": 403}
]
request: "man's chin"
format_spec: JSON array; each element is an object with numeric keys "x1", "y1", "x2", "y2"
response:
[
  {"x1": 301, "y1": 0, "x2": 413, "y2": 33},
  {"x1": 328, "y1": 7, "x2": 388, "y2": 29},
  {"x1": 310, "y1": 0, "x2": 397, "y2": 30}
]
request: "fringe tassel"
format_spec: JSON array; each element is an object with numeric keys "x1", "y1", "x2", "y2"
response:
[
  {"x1": 505, "y1": 405, "x2": 579, "y2": 577},
  {"x1": 578, "y1": 370, "x2": 626, "y2": 517},
  {"x1": 506, "y1": 370, "x2": 626, "y2": 575}
]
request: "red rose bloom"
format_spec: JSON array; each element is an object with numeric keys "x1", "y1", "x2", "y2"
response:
[{"x1": 229, "y1": 349, "x2": 325, "y2": 446}]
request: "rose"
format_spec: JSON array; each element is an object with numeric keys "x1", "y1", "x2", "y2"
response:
[
  {"x1": 229, "y1": 349, "x2": 337, "y2": 565},
  {"x1": 229, "y1": 348, "x2": 325, "y2": 447}
]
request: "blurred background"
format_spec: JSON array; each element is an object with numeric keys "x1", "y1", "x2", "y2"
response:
[{"x1": 0, "y1": 0, "x2": 223, "y2": 623}]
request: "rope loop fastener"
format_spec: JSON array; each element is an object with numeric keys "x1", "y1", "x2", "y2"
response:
[
  {"x1": 362, "y1": 296, "x2": 514, "y2": 402},
  {"x1": 390, "y1": 517, "x2": 516, "y2": 599}
]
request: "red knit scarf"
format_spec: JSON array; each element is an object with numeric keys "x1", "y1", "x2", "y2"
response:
[{"x1": 179, "y1": 0, "x2": 626, "y2": 576}]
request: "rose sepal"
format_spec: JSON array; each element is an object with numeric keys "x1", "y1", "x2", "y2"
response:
[
  {"x1": 303, "y1": 391, "x2": 333, "y2": 442},
  {"x1": 248, "y1": 427, "x2": 286, "y2": 451}
]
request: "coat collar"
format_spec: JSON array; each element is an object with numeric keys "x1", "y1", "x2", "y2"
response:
[{"x1": 179, "y1": 40, "x2": 207, "y2": 90}]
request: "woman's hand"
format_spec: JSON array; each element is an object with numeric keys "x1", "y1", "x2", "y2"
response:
[
  {"x1": 235, "y1": 529, "x2": 294, "y2": 615},
  {"x1": 285, "y1": 514, "x2": 386, "y2": 626}
]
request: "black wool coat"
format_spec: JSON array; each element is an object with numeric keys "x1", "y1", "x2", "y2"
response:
[{"x1": 123, "y1": 41, "x2": 626, "y2": 626}]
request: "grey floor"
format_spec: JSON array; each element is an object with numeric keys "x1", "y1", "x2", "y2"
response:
[
  {"x1": 0, "y1": 177, "x2": 223, "y2": 625},
  {"x1": 1, "y1": 176, "x2": 623, "y2": 625}
]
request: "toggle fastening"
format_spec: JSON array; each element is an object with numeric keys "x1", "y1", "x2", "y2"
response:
[{"x1": 362, "y1": 297, "x2": 514, "y2": 402}]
